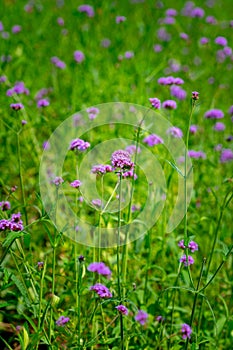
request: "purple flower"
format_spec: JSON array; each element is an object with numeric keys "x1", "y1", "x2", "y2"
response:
[
  {"x1": 163, "y1": 16, "x2": 176, "y2": 25},
  {"x1": 200, "y1": 37, "x2": 209, "y2": 45},
  {"x1": 162, "y1": 99, "x2": 177, "y2": 109},
  {"x1": 116, "y1": 16, "x2": 126, "y2": 23},
  {"x1": 170, "y1": 86, "x2": 187, "y2": 100},
  {"x1": 69, "y1": 138, "x2": 90, "y2": 151},
  {"x1": 0, "y1": 75, "x2": 7, "y2": 83},
  {"x1": 228, "y1": 106, "x2": 233, "y2": 115},
  {"x1": 122, "y1": 169, "x2": 137, "y2": 180},
  {"x1": 51, "y1": 56, "x2": 66, "y2": 69},
  {"x1": 0, "y1": 201, "x2": 11, "y2": 211},
  {"x1": 90, "y1": 283, "x2": 112, "y2": 298},
  {"x1": 125, "y1": 145, "x2": 141, "y2": 154},
  {"x1": 156, "y1": 315, "x2": 165, "y2": 322},
  {"x1": 91, "y1": 164, "x2": 113, "y2": 175},
  {"x1": 43, "y1": 141, "x2": 50, "y2": 150},
  {"x1": 143, "y1": 134, "x2": 164, "y2": 146},
  {"x1": 21, "y1": 120, "x2": 27, "y2": 125},
  {"x1": 37, "y1": 261, "x2": 44, "y2": 270},
  {"x1": 0, "y1": 219, "x2": 11, "y2": 231},
  {"x1": 53, "y1": 177, "x2": 64, "y2": 186},
  {"x1": 101, "y1": 38, "x2": 111, "y2": 48},
  {"x1": 70, "y1": 180, "x2": 82, "y2": 188},
  {"x1": 111, "y1": 150, "x2": 134, "y2": 170},
  {"x1": 191, "y1": 7, "x2": 205, "y2": 18},
  {"x1": 86, "y1": 107, "x2": 99, "y2": 120},
  {"x1": 125, "y1": 51, "x2": 134, "y2": 59},
  {"x1": 215, "y1": 36, "x2": 227, "y2": 46},
  {"x1": 56, "y1": 316, "x2": 70, "y2": 327},
  {"x1": 188, "y1": 150, "x2": 206, "y2": 159},
  {"x1": 116, "y1": 305, "x2": 129, "y2": 315},
  {"x1": 57, "y1": 17, "x2": 64, "y2": 26},
  {"x1": 0, "y1": 21, "x2": 3, "y2": 31},
  {"x1": 157, "y1": 28, "x2": 171, "y2": 42},
  {"x1": 92, "y1": 199, "x2": 102, "y2": 207},
  {"x1": 74, "y1": 50, "x2": 85, "y2": 63},
  {"x1": 213, "y1": 122, "x2": 225, "y2": 131},
  {"x1": 158, "y1": 76, "x2": 184, "y2": 85},
  {"x1": 190, "y1": 125, "x2": 198, "y2": 134},
  {"x1": 12, "y1": 25, "x2": 21, "y2": 33},
  {"x1": 10, "y1": 212, "x2": 24, "y2": 232},
  {"x1": 178, "y1": 240, "x2": 186, "y2": 249},
  {"x1": 10, "y1": 103, "x2": 24, "y2": 111},
  {"x1": 181, "y1": 323, "x2": 192, "y2": 339},
  {"x1": 188, "y1": 241, "x2": 198, "y2": 253},
  {"x1": 180, "y1": 32, "x2": 189, "y2": 40},
  {"x1": 8, "y1": 81, "x2": 27, "y2": 96},
  {"x1": 37, "y1": 99, "x2": 49, "y2": 108},
  {"x1": 206, "y1": 15, "x2": 217, "y2": 24},
  {"x1": 153, "y1": 44, "x2": 163, "y2": 52},
  {"x1": 149, "y1": 97, "x2": 161, "y2": 109},
  {"x1": 166, "y1": 9, "x2": 177, "y2": 16},
  {"x1": 135, "y1": 310, "x2": 148, "y2": 325},
  {"x1": 78, "y1": 4, "x2": 94, "y2": 17},
  {"x1": 88, "y1": 262, "x2": 112, "y2": 276},
  {"x1": 192, "y1": 91, "x2": 199, "y2": 100},
  {"x1": 220, "y1": 149, "x2": 233, "y2": 163},
  {"x1": 180, "y1": 255, "x2": 194, "y2": 266},
  {"x1": 223, "y1": 47, "x2": 232, "y2": 56},
  {"x1": 204, "y1": 109, "x2": 224, "y2": 119},
  {"x1": 167, "y1": 127, "x2": 183, "y2": 138}
]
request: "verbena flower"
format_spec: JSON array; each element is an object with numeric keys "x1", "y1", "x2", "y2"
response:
[
  {"x1": 149, "y1": 97, "x2": 161, "y2": 109},
  {"x1": 53, "y1": 177, "x2": 64, "y2": 186},
  {"x1": 188, "y1": 150, "x2": 206, "y2": 159},
  {"x1": 51, "y1": 56, "x2": 66, "y2": 69},
  {"x1": 37, "y1": 261, "x2": 44, "y2": 270},
  {"x1": 57, "y1": 17, "x2": 64, "y2": 26},
  {"x1": 0, "y1": 201, "x2": 11, "y2": 211},
  {"x1": 87, "y1": 262, "x2": 112, "y2": 276},
  {"x1": 0, "y1": 212, "x2": 24, "y2": 232},
  {"x1": 125, "y1": 51, "x2": 134, "y2": 59},
  {"x1": 156, "y1": 315, "x2": 165, "y2": 322},
  {"x1": 7, "y1": 81, "x2": 29, "y2": 96},
  {"x1": 116, "y1": 16, "x2": 126, "y2": 23},
  {"x1": 166, "y1": 9, "x2": 177, "y2": 16},
  {"x1": 170, "y1": 86, "x2": 187, "y2": 100},
  {"x1": 37, "y1": 98, "x2": 49, "y2": 108},
  {"x1": 228, "y1": 105, "x2": 233, "y2": 115},
  {"x1": 191, "y1": 7, "x2": 205, "y2": 18},
  {"x1": 116, "y1": 305, "x2": 129, "y2": 315},
  {"x1": 204, "y1": 109, "x2": 224, "y2": 119},
  {"x1": 135, "y1": 310, "x2": 148, "y2": 325},
  {"x1": 190, "y1": 125, "x2": 198, "y2": 134},
  {"x1": 158, "y1": 76, "x2": 184, "y2": 85},
  {"x1": 92, "y1": 199, "x2": 102, "y2": 207},
  {"x1": 213, "y1": 122, "x2": 225, "y2": 131},
  {"x1": 78, "y1": 4, "x2": 94, "y2": 17},
  {"x1": 143, "y1": 134, "x2": 164, "y2": 146},
  {"x1": 74, "y1": 50, "x2": 85, "y2": 63},
  {"x1": 206, "y1": 15, "x2": 217, "y2": 24},
  {"x1": 166, "y1": 126, "x2": 183, "y2": 138},
  {"x1": 181, "y1": 323, "x2": 192, "y2": 339},
  {"x1": 91, "y1": 164, "x2": 113, "y2": 175},
  {"x1": 56, "y1": 316, "x2": 70, "y2": 327},
  {"x1": 12, "y1": 25, "x2": 21, "y2": 33},
  {"x1": 10, "y1": 103, "x2": 24, "y2": 110},
  {"x1": 111, "y1": 150, "x2": 134, "y2": 171},
  {"x1": 192, "y1": 91, "x2": 199, "y2": 100},
  {"x1": 86, "y1": 107, "x2": 99, "y2": 120},
  {"x1": 69, "y1": 138, "x2": 90, "y2": 151},
  {"x1": 200, "y1": 37, "x2": 209, "y2": 45},
  {"x1": 178, "y1": 240, "x2": 198, "y2": 252},
  {"x1": 215, "y1": 36, "x2": 227, "y2": 46},
  {"x1": 220, "y1": 149, "x2": 233, "y2": 163},
  {"x1": 180, "y1": 32, "x2": 189, "y2": 40},
  {"x1": 180, "y1": 255, "x2": 194, "y2": 266},
  {"x1": 90, "y1": 283, "x2": 112, "y2": 298},
  {"x1": 70, "y1": 180, "x2": 82, "y2": 188},
  {"x1": 125, "y1": 145, "x2": 141, "y2": 154}
]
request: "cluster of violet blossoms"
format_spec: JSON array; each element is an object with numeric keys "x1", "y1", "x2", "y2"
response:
[
  {"x1": 0, "y1": 212, "x2": 24, "y2": 232},
  {"x1": 179, "y1": 239, "x2": 198, "y2": 266}
]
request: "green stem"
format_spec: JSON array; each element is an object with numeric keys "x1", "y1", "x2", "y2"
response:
[{"x1": 17, "y1": 132, "x2": 28, "y2": 226}]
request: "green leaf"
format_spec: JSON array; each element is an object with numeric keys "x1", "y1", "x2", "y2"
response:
[
  {"x1": 2, "y1": 231, "x2": 24, "y2": 248},
  {"x1": 11, "y1": 274, "x2": 31, "y2": 308}
]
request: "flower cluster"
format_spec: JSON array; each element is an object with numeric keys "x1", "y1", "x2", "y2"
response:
[
  {"x1": 162, "y1": 99, "x2": 177, "y2": 109},
  {"x1": 0, "y1": 212, "x2": 24, "y2": 232},
  {"x1": 86, "y1": 107, "x2": 99, "y2": 120},
  {"x1": 111, "y1": 150, "x2": 134, "y2": 171},
  {"x1": 116, "y1": 305, "x2": 129, "y2": 315},
  {"x1": 166, "y1": 126, "x2": 183, "y2": 138},
  {"x1": 90, "y1": 283, "x2": 112, "y2": 298},
  {"x1": 0, "y1": 201, "x2": 11, "y2": 211},
  {"x1": 179, "y1": 239, "x2": 198, "y2": 266},
  {"x1": 78, "y1": 4, "x2": 94, "y2": 17},
  {"x1": 158, "y1": 76, "x2": 184, "y2": 85},
  {"x1": 56, "y1": 316, "x2": 70, "y2": 327},
  {"x1": 69, "y1": 138, "x2": 90, "y2": 151},
  {"x1": 52, "y1": 176, "x2": 64, "y2": 186},
  {"x1": 74, "y1": 50, "x2": 85, "y2": 63},
  {"x1": 87, "y1": 262, "x2": 112, "y2": 277},
  {"x1": 143, "y1": 134, "x2": 164, "y2": 146},
  {"x1": 134, "y1": 310, "x2": 148, "y2": 325},
  {"x1": 91, "y1": 164, "x2": 113, "y2": 175},
  {"x1": 7, "y1": 81, "x2": 29, "y2": 96},
  {"x1": 181, "y1": 323, "x2": 192, "y2": 339},
  {"x1": 51, "y1": 56, "x2": 66, "y2": 69},
  {"x1": 149, "y1": 97, "x2": 161, "y2": 109},
  {"x1": 10, "y1": 103, "x2": 24, "y2": 110},
  {"x1": 70, "y1": 180, "x2": 82, "y2": 188},
  {"x1": 204, "y1": 109, "x2": 224, "y2": 119},
  {"x1": 188, "y1": 150, "x2": 206, "y2": 159}
]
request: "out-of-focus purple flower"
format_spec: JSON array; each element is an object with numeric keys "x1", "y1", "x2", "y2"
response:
[
  {"x1": 220, "y1": 149, "x2": 233, "y2": 163},
  {"x1": 2, "y1": 32, "x2": 10, "y2": 39},
  {"x1": 158, "y1": 76, "x2": 184, "y2": 85},
  {"x1": 228, "y1": 105, "x2": 233, "y2": 115},
  {"x1": 180, "y1": 32, "x2": 189, "y2": 40},
  {"x1": 149, "y1": 97, "x2": 161, "y2": 109},
  {"x1": 1, "y1": 54, "x2": 12, "y2": 63},
  {"x1": 0, "y1": 75, "x2": 7, "y2": 83},
  {"x1": 56, "y1": 316, "x2": 70, "y2": 327},
  {"x1": 10, "y1": 212, "x2": 24, "y2": 232},
  {"x1": 157, "y1": 28, "x2": 171, "y2": 42},
  {"x1": 21, "y1": 120, "x2": 27, "y2": 125},
  {"x1": 162, "y1": 16, "x2": 176, "y2": 25},
  {"x1": 92, "y1": 199, "x2": 102, "y2": 207},
  {"x1": 74, "y1": 50, "x2": 85, "y2": 63},
  {"x1": 188, "y1": 150, "x2": 206, "y2": 159},
  {"x1": 213, "y1": 122, "x2": 225, "y2": 131},
  {"x1": 37, "y1": 261, "x2": 44, "y2": 270},
  {"x1": 131, "y1": 204, "x2": 140, "y2": 212},
  {"x1": 191, "y1": 7, "x2": 205, "y2": 18},
  {"x1": 156, "y1": 315, "x2": 165, "y2": 322},
  {"x1": 199, "y1": 37, "x2": 209, "y2": 45},
  {"x1": 125, "y1": 51, "x2": 134, "y2": 59},
  {"x1": 188, "y1": 241, "x2": 199, "y2": 253},
  {"x1": 7, "y1": 81, "x2": 29, "y2": 96},
  {"x1": 86, "y1": 107, "x2": 99, "y2": 120},
  {"x1": 43, "y1": 141, "x2": 50, "y2": 150},
  {"x1": 78, "y1": 4, "x2": 94, "y2": 17},
  {"x1": 162, "y1": 100, "x2": 177, "y2": 109},
  {"x1": 111, "y1": 150, "x2": 134, "y2": 170},
  {"x1": 91, "y1": 164, "x2": 113, "y2": 175},
  {"x1": 143, "y1": 134, "x2": 164, "y2": 146},
  {"x1": 125, "y1": 145, "x2": 141, "y2": 154},
  {"x1": 0, "y1": 201, "x2": 11, "y2": 211},
  {"x1": 181, "y1": 323, "x2": 192, "y2": 339},
  {"x1": 69, "y1": 138, "x2": 90, "y2": 151},
  {"x1": 153, "y1": 44, "x2": 163, "y2": 52},
  {"x1": 101, "y1": 38, "x2": 111, "y2": 48},
  {"x1": 10, "y1": 103, "x2": 24, "y2": 111},
  {"x1": 204, "y1": 109, "x2": 224, "y2": 119},
  {"x1": 116, "y1": 16, "x2": 126, "y2": 23},
  {"x1": 178, "y1": 240, "x2": 186, "y2": 249},
  {"x1": 206, "y1": 15, "x2": 217, "y2": 24},
  {"x1": 170, "y1": 86, "x2": 187, "y2": 100},
  {"x1": 0, "y1": 21, "x2": 3, "y2": 31},
  {"x1": 180, "y1": 255, "x2": 194, "y2": 266},
  {"x1": 166, "y1": 9, "x2": 177, "y2": 16},
  {"x1": 167, "y1": 127, "x2": 183, "y2": 138},
  {"x1": 122, "y1": 169, "x2": 137, "y2": 180},
  {"x1": 53, "y1": 177, "x2": 64, "y2": 186},
  {"x1": 215, "y1": 36, "x2": 227, "y2": 46},
  {"x1": 190, "y1": 125, "x2": 198, "y2": 134},
  {"x1": 226, "y1": 135, "x2": 233, "y2": 142},
  {"x1": 88, "y1": 262, "x2": 112, "y2": 276},
  {"x1": 135, "y1": 310, "x2": 148, "y2": 325},
  {"x1": 223, "y1": 46, "x2": 232, "y2": 56},
  {"x1": 90, "y1": 283, "x2": 112, "y2": 298},
  {"x1": 192, "y1": 91, "x2": 199, "y2": 100},
  {"x1": 70, "y1": 180, "x2": 82, "y2": 188},
  {"x1": 57, "y1": 17, "x2": 64, "y2": 26},
  {"x1": 51, "y1": 56, "x2": 66, "y2": 69},
  {"x1": 12, "y1": 25, "x2": 21, "y2": 33},
  {"x1": 214, "y1": 144, "x2": 222, "y2": 151},
  {"x1": 116, "y1": 305, "x2": 129, "y2": 315},
  {"x1": 37, "y1": 98, "x2": 49, "y2": 108},
  {"x1": 35, "y1": 87, "x2": 52, "y2": 100}
]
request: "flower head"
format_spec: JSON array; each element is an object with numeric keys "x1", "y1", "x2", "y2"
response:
[
  {"x1": 91, "y1": 164, "x2": 113, "y2": 175},
  {"x1": 135, "y1": 310, "x2": 148, "y2": 325},
  {"x1": 69, "y1": 138, "x2": 90, "y2": 151},
  {"x1": 90, "y1": 283, "x2": 112, "y2": 298},
  {"x1": 53, "y1": 177, "x2": 64, "y2": 186},
  {"x1": 167, "y1": 127, "x2": 183, "y2": 138},
  {"x1": 0, "y1": 201, "x2": 11, "y2": 211},
  {"x1": 143, "y1": 134, "x2": 164, "y2": 146},
  {"x1": 78, "y1": 4, "x2": 94, "y2": 17},
  {"x1": 189, "y1": 125, "x2": 198, "y2": 134},
  {"x1": 181, "y1": 323, "x2": 192, "y2": 339},
  {"x1": 213, "y1": 122, "x2": 225, "y2": 131},
  {"x1": 220, "y1": 149, "x2": 233, "y2": 163},
  {"x1": 180, "y1": 255, "x2": 194, "y2": 266},
  {"x1": 86, "y1": 107, "x2": 99, "y2": 120},
  {"x1": 37, "y1": 98, "x2": 49, "y2": 108},
  {"x1": 204, "y1": 109, "x2": 224, "y2": 119},
  {"x1": 87, "y1": 262, "x2": 112, "y2": 277},
  {"x1": 70, "y1": 180, "x2": 82, "y2": 188},
  {"x1": 116, "y1": 305, "x2": 129, "y2": 315},
  {"x1": 149, "y1": 97, "x2": 161, "y2": 109},
  {"x1": 10, "y1": 103, "x2": 24, "y2": 110},
  {"x1": 192, "y1": 91, "x2": 199, "y2": 100},
  {"x1": 111, "y1": 150, "x2": 134, "y2": 170},
  {"x1": 74, "y1": 50, "x2": 85, "y2": 63},
  {"x1": 215, "y1": 36, "x2": 227, "y2": 46},
  {"x1": 116, "y1": 16, "x2": 126, "y2": 23},
  {"x1": 170, "y1": 86, "x2": 187, "y2": 100},
  {"x1": 56, "y1": 316, "x2": 70, "y2": 327}
]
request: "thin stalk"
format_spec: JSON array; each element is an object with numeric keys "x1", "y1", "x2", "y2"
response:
[
  {"x1": 36, "y1": 261, "x2": 46, "y2": 350},
  {"x1": 143, "y1": 229, "x2": 152, "y2": 304},
  {"x1": 17, "y1": 131, "x2": 28, "y2": 226}
]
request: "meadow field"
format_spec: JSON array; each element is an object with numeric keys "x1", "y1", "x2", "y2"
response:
[{"x1": 0, "y1": 0, "x2": 233, "y2": 349}]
